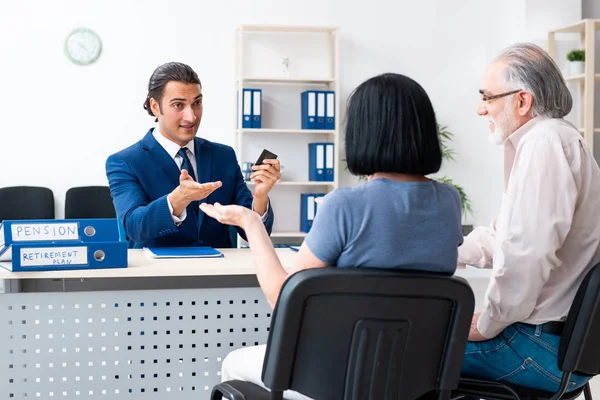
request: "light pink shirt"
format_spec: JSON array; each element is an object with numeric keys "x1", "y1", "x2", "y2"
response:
[{"x1": 458, "y1": 116, "x2": 600, "y2": 338}]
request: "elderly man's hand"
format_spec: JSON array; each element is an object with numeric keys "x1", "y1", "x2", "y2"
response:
[{"x1": 468, "y1": 312, "x2": 489, "y2": 342}]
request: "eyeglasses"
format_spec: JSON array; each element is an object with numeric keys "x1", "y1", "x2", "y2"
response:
[{"x1": 479, "y1": 89, "x2": 521, "y2": 102}]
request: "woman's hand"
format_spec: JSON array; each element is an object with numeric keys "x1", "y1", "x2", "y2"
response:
[{"x1": 199, "y1": 202, "x2": 259, "y2": 230}]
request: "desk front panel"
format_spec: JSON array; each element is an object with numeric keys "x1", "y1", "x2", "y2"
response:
[{"x1": 1, "y1": 285, "x2": 271, "y2": 399}]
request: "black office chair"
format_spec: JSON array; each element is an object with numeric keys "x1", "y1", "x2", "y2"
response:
[
  {"x1": 453, "y1": 262, "x2": 600, "y2": 400},
  {"x1": 0, "y1": 186, "x2": 55, "y2": 222},
  {"x1": 64, "y1": 186, "x2": 116, "y2": 219},
  {"x1": 211, "y1": 267, "x2": 475, "y2": 400}
]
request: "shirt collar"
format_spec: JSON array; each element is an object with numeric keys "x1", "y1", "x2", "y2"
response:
[
  {"x1": 502, "y1": 115, "x2": 548, "y2": 190},
  {"x1": 506, "y1": 116, "x2": 548, "y2": 149},
  {"x1": 152, "y1": 127, "x2": 195, "y2": 159}
]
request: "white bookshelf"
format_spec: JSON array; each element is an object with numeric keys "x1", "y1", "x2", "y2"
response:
[
  {"x1": 246, "y1": 181, "x2": 337, "y2": 187},
  {"x1": 237, "y1": 128, "x2": 336, "y2": 135},
  {"x1": 270, "y1": 231, "x2": 308, "y2": 238},
  {"x1": 241, "y1": 77, "x2": 336, "y2": 84},
  {"x1": 548, "y1": 19, "x2": 600, "y2": 154},
  {"x1": 235, "y1": 25, "x2": 340, "y2": 245},
  {"x1": 562, "y1": 74, "x2": 600, "y2": 83},
  {"x1": 237, "y1": 25, "x2": 338, "y2": 33}
]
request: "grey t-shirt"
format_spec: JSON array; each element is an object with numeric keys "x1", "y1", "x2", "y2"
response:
[{"x1": 305, "y1": 178, "x2": 463, "y2": 274}]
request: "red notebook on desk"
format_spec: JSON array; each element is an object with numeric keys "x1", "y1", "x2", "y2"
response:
[{"x1": 144, "y1": 246, "x2": 224, "y2": 259}]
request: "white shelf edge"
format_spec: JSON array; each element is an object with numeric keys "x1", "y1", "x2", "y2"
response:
[
  {"x1": 238, "y1": 128, "x2": 336, "y2": 135},
  {"x1": 550, "y1": 20, "x2": 587, "y2": 34},
  {"x1": 241, "y1": 76, "x2": 335, "y2": 84},
  {"x1": 550, "y1": 19, "x2": 600, "y2": 34},
  {"x1": 579, "y1": 129, "x2": 600, "y2": 133},
  {"x1": 564, "y1": 74, "x2": 600, "y2": 82},
  {"x1": 238, "y1": 25, "x2": 338, "y2": 33},
  {"x1": 270, "y1": 231, "x2": 308, "y2": 238},
  {"x1": 246, "y1": 181, "x2": 336, "y2": 187}
]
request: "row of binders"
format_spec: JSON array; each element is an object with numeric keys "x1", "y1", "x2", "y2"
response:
[
  {"x1": 301, "y1": 90, "x2": 335, "y2": 130},
  {"x1": 0, "y1": 219, "x2": 128, "y2": 272},
  {"x1": 309, "y1": 142, "x2": 335, "y2": 181},
  {"x1": 240, "y1": 89, "x2": 336, "y2": 130},
  {"x1": 300, "y1": 193, "x2": 325, "y2": 233},
  {"x1": 241, "y1": 88, "x2": 263, "y2": 128}
]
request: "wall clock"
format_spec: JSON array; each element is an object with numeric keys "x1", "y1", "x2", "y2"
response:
[{"x1": 64, "y1": 27, "x2": 102, "y2": 66}]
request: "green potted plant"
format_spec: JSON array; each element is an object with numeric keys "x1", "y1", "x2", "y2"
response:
[
  {"x1": 566, "y1": 49, "x2": 585, "y2": 75},
  {"x1": 435, "y1": 124, "x2": 474, "y2": 235}
]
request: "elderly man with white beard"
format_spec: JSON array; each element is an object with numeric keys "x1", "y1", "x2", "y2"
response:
[{"x1": 457, "y1": 42, "x2": 600, "y2": 393}]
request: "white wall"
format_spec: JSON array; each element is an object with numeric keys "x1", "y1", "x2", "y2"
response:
[{"x1": 0, "y1": 0, "x2": 581, "y2": 227}]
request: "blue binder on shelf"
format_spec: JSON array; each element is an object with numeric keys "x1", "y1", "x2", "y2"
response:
[
  {"x1": 314, "y1": 193, "x2": 326, "y2": 210},
  {"x1": 4, "y1": 241, "x2": 128, "y2": 272},
  {"x1": 325, "y1": 91, "x2": 335, "y2": 130},
  {"x1": 0, "y1": 218, "x2": 127, "y2": 271},
  {"x1": 308, "y1": 142, "x2": 326, "y2": 181},
  {"x1": 300, "y1": 193, "x2": 326, "y2": 233},
  {"x1": 251, "y1": 89, "x2": 262, "y2": 128},
  {"x1": 242, "y1": 89, "x2": 253, "y2": 128},
  {"x1": 316, "y1": 91, "x2": 326, "y2": 129},
  {"x1": 301, "y1": 90, "x2": 316, "y2": 129},
  {"x1": 325, "y1": 143, "x2": 335, "y2": 182}
]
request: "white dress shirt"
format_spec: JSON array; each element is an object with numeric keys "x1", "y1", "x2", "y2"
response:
[
  {"x1": 152, "y1": 129, "x2": 268, "y2": 225},
  {"x1": 459, "y1": 116, "x2": 600, "y2": 338},
  {"x1": 153, "y1": 129, "x2": 196, "y2": 224}
]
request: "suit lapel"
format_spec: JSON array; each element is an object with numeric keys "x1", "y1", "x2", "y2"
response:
[
  {"x1": 195, "y1": 138, "x2": 212, "y2": 230},
  {"x1": 141, "y1": 129, "x2": 180, "y2": 186},
  {"x1": 142, "y1": 129, "x2": 202, "y2": 239}
]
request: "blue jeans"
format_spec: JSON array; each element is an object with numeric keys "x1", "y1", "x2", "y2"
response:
[{"x1": 461, "y1": 323, "x2": 591, "y2": 392}]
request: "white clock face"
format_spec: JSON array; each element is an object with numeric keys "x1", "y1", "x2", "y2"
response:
[{"x1": 65, "y1": 28, "x2": 102, "y2": 66}]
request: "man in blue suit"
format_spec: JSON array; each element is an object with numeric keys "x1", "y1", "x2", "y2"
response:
[{"x1": 106, "y1": 62, "x2": 278, "y2": 248}]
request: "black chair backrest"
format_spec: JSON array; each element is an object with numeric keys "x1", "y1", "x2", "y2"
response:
[
  {"x1": 261, "y1": 267, "x2": 475, "y2": 400},
  {"x1": 65, "y1": 186, "x2": 116, "y2": 219},
  {"x1": 0, "y1": 186, "x2": 54, "y2": 222},
  {"x1": 558, "y1": 262, "x2": 600, "y2": 376}
]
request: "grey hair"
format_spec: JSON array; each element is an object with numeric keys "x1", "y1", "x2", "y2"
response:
[{"x1": 494, "y1": 42, "x2": 572, "y2": 118}]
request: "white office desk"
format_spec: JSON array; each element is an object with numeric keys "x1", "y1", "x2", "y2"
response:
[
  {"x1": 0, "y1": 249, "x2": 492, "y2": 399},
  {"x1": 0, "y1": 248, "x2": 492, "y2": 281},
  {"x1": 0, "y1": 248, "x2": 280, "y2": 280}
]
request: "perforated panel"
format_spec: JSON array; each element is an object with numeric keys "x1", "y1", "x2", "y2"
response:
[{"x1": 1, "y1": 288, "x2": 271, "y2": 399}]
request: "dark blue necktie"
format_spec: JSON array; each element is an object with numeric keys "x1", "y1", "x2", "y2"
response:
[{"x1": 177, "y1": 147, "x2": 196, "y2": 182}]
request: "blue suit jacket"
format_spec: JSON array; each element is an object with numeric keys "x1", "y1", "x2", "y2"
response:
[{"x1": 106, "y1": 129, "x2": 274, "y2": 248}]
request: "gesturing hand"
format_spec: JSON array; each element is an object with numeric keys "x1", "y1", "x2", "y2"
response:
[
  {"x1": 168, "y1": 170, "x2": 223, "y2": 217},
  {"x1": 199, "y1": 202, "x2": 258, "y2": 231},
  {"x1": 178, "y1": 169, "x2": 222, "y2": 202}
]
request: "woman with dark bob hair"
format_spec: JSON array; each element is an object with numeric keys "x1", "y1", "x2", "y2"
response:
[{"x1": 200, "y1": 73, "x2": 464, "y2": 400}]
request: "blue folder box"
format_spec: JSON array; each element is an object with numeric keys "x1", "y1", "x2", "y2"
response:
[
  {"x1": 4, "y1": 241, "x2": 128, "y2": 272},
  {"x1": 308, "y1": 143, "x2": 326, "y2": 181},
  {"x1": 301, "y1": 90, "x2": 317, "y2": 129},
  {"x1": 0, "y1": 218, "x2": 128, "y2": 271},
  {"x1": 251, "y1": 89, "x2": 262, "y2": 128}
]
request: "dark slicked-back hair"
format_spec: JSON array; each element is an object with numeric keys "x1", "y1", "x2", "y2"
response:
[
  {"x1": 345, "y1": 73, "x2": 442, "y2": 176},
  {"x1": 143, "y1": 62, "x2": 202, "y2": 121}
]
